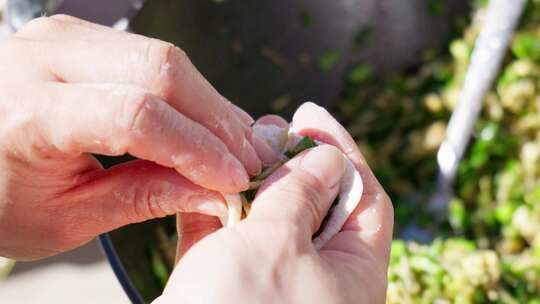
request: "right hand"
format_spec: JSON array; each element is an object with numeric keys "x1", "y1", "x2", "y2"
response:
[
  {"x1": 158, "y1": 103, "x2": 394, "y2": 304},
  {"x1": 0, "y1": 15, "x2": 277, "y2": 260}
]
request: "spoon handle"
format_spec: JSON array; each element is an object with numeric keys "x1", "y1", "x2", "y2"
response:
[{"x1": 430, "y1": 0, "x2": 526, "y2": 212}]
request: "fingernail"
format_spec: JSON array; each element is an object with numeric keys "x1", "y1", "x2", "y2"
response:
[
  {"x1": 255, "y1": 115, "x2": 289, "y2": 129},
  {"x1": 224, "y1": 153, "x2": 250, "y2": 191},
  {"x1": 240, "y1": 139, "x2": 262, "y2": 176},
  {"x1": 227, "y1": 120, "x2": 262, "y2": 177},
  {"x1": 187, "y1": 194, "x2": 228, "y2": 217},
  {"x1": 300, "y1": 145, "x2": 345, "y2": 188},
  {"x1": 252, "y1": 122, "x2": 289, "y2": 153},
  {"x1": 252, "y1": 134, "x2": 280, "y2": 165}
]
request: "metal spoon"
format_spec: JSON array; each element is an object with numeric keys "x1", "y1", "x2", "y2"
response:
[{"x1": 428, "y1": 0, "x2": 526, "y2": 216}]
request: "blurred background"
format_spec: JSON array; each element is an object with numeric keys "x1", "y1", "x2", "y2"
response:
[{"x1": 2, "y1": 0, "x2": 540, "y2": 303}]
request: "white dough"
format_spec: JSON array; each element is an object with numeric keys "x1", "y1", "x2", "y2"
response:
[
  {"x1": 219, "y1": 124, "x2": 364, "y2": 250},
  {"x1": 219, "y1": 193, "x2": 242, "y2": 227}
]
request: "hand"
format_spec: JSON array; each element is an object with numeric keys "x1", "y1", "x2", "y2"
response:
[
  {"x1": 0, "y1": 15, "x2": 279, "y2": 260},
  {"x1": 157, "y1": 103, "x2": 394, "y2": 304}
]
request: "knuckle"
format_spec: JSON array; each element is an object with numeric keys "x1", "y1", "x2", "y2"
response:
[
  {"x1": 144, "y1": 39, "x2": 187, "y2": 95},
  {"x1": 296, "y1": 184, "x2": 325, "y2": 230},
  {"x1": 16, "y1": 16, "x2": 60, "y2": 37},
  {"x1": 120, "y1": 184, "x2": 167, "y2": 222},
  {"x1": 142, "y1": 188, "x2": 168, "y2": 219},
  {"x1": 281, "y1": 172, "x2": 326, "y2": 230},
  {"x1": 0, "y1": 38, "x2": 43, "y2": 78},
  {"x1": 0, "y1": 89, "x2": 40, "y2": 152},
  {"x1": 298, "y1": 172, "x2": 326, "y2": 205},
  {"x1": 196, "y1": 128, "x2": 217, "y2": 152}
]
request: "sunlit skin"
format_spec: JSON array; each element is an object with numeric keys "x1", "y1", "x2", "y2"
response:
[
  {"x1": 0, "y1": 16, "x2": 393, "y2": 303},
  {"x1": 0, "y1": 15, "x2": 281, "y2": 259},
  {"x1": 163, "y1": 103, "x2": 394, "y2": 304}
]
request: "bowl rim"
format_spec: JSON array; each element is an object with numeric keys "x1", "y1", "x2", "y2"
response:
[{"x1": 99, "y1": 233, "x2": 145, "y2": 304}]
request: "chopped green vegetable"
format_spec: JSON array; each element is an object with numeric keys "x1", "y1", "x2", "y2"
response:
[
  {"x1": 348, "y1": 64, "x2": 372, "y2": 84},
  {"x1": 512, "y1": 33, "x2": 540, "y2": 61},
  {"x1": 270, "y1": 94, "x2": 291, "y2": 112},
  {"x1": 299, "y1": 10, "x2": 313, "y2": 26},
  {"x1": 240, "y1": 137, "x2": 317, "y2": 204},
  {"x1": 284, "y1": 136, "x2": 317, "y2": 158},
  {"x1": 150, "y1": 249, "x2": 169, "y2": 287},
  {"x1": 494, "y1": 202, "x2": 517, "y2": 225},
  {"x1": 318, "y1": 51, "x2": 340, "y2": 72},
  {"x1": 473, "y1": 0, "x2": 489, "y2": 7},
  {"x1": 448, "y1": 198, "x2": 468, "y2": 231}
]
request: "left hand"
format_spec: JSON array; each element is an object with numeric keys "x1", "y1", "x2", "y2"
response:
[{"x1": 0, "y1": 15, "x2": 277, "y2": 260}]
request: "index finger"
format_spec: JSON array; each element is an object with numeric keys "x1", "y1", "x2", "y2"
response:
[
  {"x1": 291, "y1": 102, "x2": 394, "y2": 266},
  {"x1": 4, "y1": 82, "x2": 249, "y2": 193},
  {"x1": 13, "y1": 15, "x2": 262, "y2": 176}
]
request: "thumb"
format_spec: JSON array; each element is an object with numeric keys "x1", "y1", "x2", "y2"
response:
[
  {"x1": 59, "y1": 160, "x2": 228, "y2": 237},
  {"x1": 248, "y1": 145, "x2": 346, "y2": 243}
]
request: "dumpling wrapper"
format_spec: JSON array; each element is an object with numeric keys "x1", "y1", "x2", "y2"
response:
[{"x1": 219, "y1": 123, "x2": 363, "y2": 250}]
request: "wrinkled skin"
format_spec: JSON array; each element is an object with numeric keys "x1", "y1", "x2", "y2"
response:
[
  {"x1": 158, "y1": 103, "x2": 394, "y2": 304},
  {"x1": 0, "y1": 15, "x2": 393, "y2": 303},
  {"x1": 0, "y1": 15, "x2": 281, "y2": 260}
]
